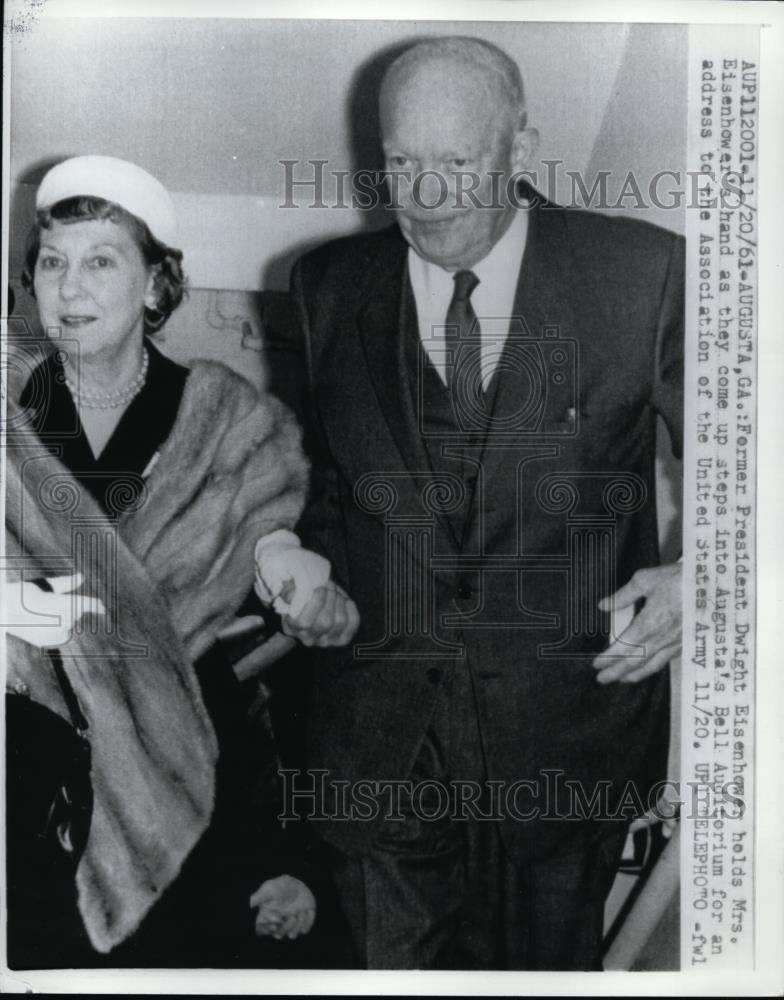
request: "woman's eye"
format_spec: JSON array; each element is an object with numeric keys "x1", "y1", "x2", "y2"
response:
[
  {"x1": 38, "y1": 255, "x2": 63, "y2": 271},
  {"x1": 387, "y1": 156, "x2": 411, "y2": 169},
  {"x1": 88, "y1": 256, "x2": 114, "y2": 269},
  {"x1": 449, "y1": 159, "x2": 469, "y2": 169}
]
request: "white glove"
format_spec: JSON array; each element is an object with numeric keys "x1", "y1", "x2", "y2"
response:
[
  {"x1": 254, "y1": 530, "x2": 331, "y2": 618},
  {"x1": 3, "y1": 573, "x2": 105, "y2": 648},
  {"x1": 250, "y1": 874, "x2": 316, "y2": 939}
]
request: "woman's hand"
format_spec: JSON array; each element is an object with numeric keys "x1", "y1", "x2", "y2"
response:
[
  {"x1": 254, "y1": 530, "x2": 331, "y2": 616},
  {"x1": 4, "y1": 573, "x2": 105, "y2": 647},
  {"x1": 250, "y1": 874, "x2": 316, "y2": 939},
  {"x1": 254, "y1": 530, "x2": 359, "y2": 647},
  {"x1": 281, "y1": 580, "x2": 360, "y2": 648}
]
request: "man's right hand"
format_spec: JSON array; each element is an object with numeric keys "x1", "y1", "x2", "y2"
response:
[{"x1": 281, "y1": 579, "x2": 359, "y2": 648}]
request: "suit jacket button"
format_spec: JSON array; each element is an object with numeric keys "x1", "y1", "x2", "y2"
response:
[
  {"x1": 427, "y1": 667, "x2": 442, "y2": 685},
  {"x1": 457, "y1": 579, "x2": 472, "y2": 600}
]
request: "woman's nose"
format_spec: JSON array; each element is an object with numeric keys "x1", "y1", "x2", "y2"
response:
[{"x1": 59, "y1": 264, "x2": 87, "y2": 300}]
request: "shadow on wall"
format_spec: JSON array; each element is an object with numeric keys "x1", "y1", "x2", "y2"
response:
[
  {"x1": 345, "y1": 36, "x2": 427, "y2": 227},
  {"x1": 260, "y1": 37, "x2": 423, "y2": 291},
  {"x1": 9, "y1": 158, "x2": 74, "y2": 279},
  {"x1": 585, "y1": 23, "x2": 687, "y2": 234}
]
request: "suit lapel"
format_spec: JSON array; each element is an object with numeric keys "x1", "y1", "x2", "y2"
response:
[
  {"x1": 476, "y1": 200, "x2": 580, "y2": 498},
  {"x1": 355, "y1": 229, "x2": 461, "y2": 548},
  {"x1": 356, "y1": 231, "x2": 433, "y2": 478}
]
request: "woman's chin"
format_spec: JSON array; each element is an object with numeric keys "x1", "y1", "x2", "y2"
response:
[{"x1": 45, "y1": 326, "x2": 136, "y2": 361}]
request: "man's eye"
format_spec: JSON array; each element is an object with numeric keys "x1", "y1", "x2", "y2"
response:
[
  {"x1": 387, "y1": 156, "x2": 411, "y2": 169},
  {"x1": 449, "y1": 159, "x2": 469, "y2": 169}
]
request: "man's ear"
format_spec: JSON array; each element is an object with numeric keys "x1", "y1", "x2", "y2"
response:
[{"x1": 511, "y1": 127, "x2": 539, "y2": 173}]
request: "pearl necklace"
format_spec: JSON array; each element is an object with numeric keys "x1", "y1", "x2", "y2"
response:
[{"x1": 65, "y1": 348, "x2": 149, "y2": 410}]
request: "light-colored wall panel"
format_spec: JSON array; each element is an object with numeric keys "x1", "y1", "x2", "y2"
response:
[
  {"x1": 10, "y1": 18, "x2": 630, "y2": 197},
  {"x1": 9, "y1": 19, "x2": 686, "y2": 290}
]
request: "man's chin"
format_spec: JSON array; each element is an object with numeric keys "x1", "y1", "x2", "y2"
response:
[{"x1": 404, "y1": 233, "x2": 467, "y2": 270}]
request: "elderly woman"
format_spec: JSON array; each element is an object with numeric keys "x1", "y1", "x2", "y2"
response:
[{"x1": 5, "y1": 155, "x2": 358, "y2": 968}]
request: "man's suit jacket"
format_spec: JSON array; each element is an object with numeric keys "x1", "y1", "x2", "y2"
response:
[{"x1": 291, "y1": 189, "x2": 684, "y2": 862}]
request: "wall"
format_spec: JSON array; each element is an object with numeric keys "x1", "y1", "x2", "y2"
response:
[{"x1": 9, "y1": 17, "x2": 687, "y2": 290}]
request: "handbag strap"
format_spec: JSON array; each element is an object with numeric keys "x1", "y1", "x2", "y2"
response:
[
  {"x1": 36, "y1": 577, "x2": 90, "y2": 735},
  {"x1": 49, "y1": 650, "x2": 89, "y2": 734}
]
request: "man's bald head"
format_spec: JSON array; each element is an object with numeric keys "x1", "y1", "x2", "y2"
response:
[{"x1": 380, "y1": 36, "x2": 527, "y2": 138}]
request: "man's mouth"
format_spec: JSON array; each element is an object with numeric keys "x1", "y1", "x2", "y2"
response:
[
  {"x1": 60, "y1": 315, "x2": 97, "y2": 327},
  {"x1": 408, "y1": 215, "x2": 460, "y2": 230}
]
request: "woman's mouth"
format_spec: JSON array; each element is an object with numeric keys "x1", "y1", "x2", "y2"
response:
[{"x1": 60, "y1": 315, "x2": 97, "y2": 327}]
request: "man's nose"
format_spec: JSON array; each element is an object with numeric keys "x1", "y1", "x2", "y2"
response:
[
  {"x1": 59, "y1": 264, "x2": 87, "y2": 300},
  {"x1": 414, "y1": 167, "x2": 450, "y2": 210}
]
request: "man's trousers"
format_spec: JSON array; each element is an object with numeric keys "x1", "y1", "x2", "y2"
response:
[{"x1": 328, "y1": 657, "x2": 628, "y2": 970}]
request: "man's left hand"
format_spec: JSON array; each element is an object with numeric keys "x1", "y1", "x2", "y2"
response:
[
  {"x1": 629, "y1": 784, "x2": 680, "y2": 840},
  {"x1": 281, "y1": 580, "x2": 360, "y2": 648},
  {"x1": 593, "y1": 563, "x2": 681, "y2": 684}
]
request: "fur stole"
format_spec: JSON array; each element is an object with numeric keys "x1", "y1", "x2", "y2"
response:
[{"x1": 5, "y1": 360, "x2": 309, "y2": 953}]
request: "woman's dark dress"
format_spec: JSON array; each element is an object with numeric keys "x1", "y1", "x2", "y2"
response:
[{"x1": 7, "y1": 341, "x2": 297, "y2": 968}]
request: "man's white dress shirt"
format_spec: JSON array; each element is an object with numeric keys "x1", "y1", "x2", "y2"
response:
[{"x1": 407, "y1": 209, "x2": 528, "y2": 391}]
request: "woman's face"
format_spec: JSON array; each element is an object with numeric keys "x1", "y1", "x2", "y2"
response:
[{"x1": 33, "y1": 217, "x2": 155, "y2": 359}]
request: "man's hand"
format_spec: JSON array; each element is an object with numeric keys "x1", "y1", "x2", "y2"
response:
[
  {"x1": 593, "y1": 563, "x2": 681, "y2": 684},
  {"x1": 250, "y1": 874, "x2": 316, "y2": 940},
  {"x1": 4, "y1": 573, "x2": 105, "y2": 648},
  {"x1": 281, "y1": 579, "x2": 360, "y2": 648},
  {"x1": 629, "y1": 784, "x2": 680, "y2": 840}
]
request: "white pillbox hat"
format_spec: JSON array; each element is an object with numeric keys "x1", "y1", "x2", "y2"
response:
[{"x1": 36, "y1": 155, "x2": 178, "y2": 248}]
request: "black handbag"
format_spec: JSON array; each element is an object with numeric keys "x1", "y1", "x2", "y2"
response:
[
  {"x1": 6, "y1": 647, "x2": 93, "y2": 863},
  {"x1": 6, "y1": 648, "x2": 94, "y2": 968}
]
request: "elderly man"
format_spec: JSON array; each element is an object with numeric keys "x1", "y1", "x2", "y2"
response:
[{"x1": 288, "y1": 36, "x2": 683, "y2": 969}]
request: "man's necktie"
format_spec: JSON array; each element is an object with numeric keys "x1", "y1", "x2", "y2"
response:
[{"x1": 445, "y1": 269, "x2": 481, "y2": 415}]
